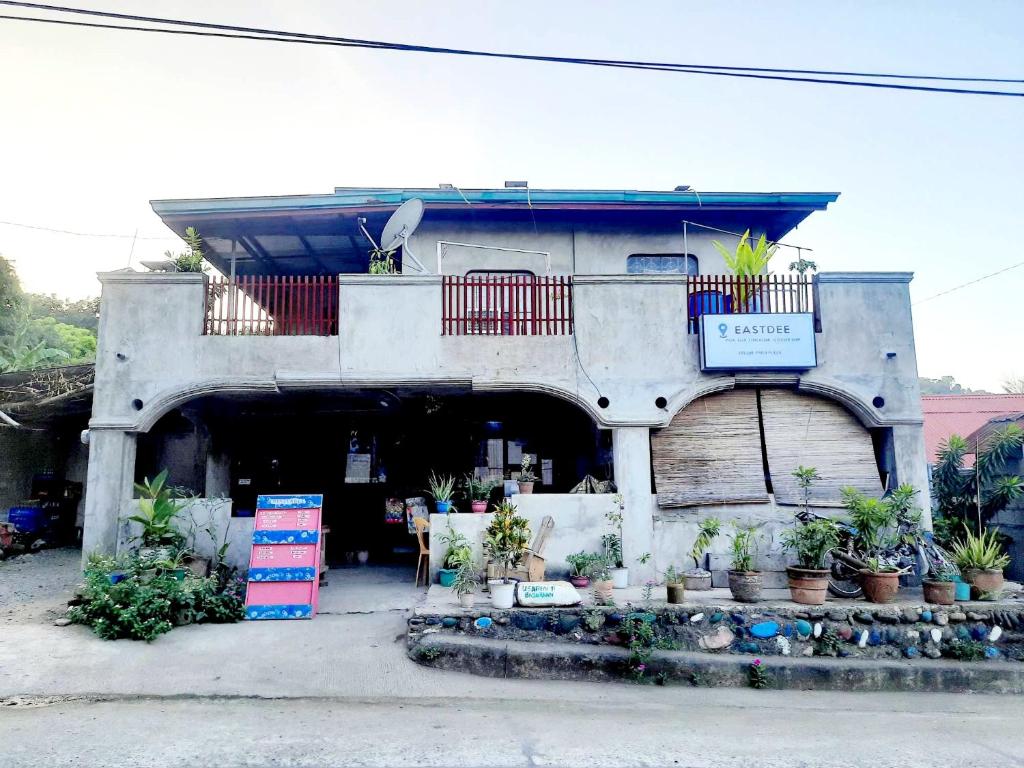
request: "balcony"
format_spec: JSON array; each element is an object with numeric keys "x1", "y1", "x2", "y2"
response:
[
  {"x1": 686, "y1": 274, "x2": 817, "y2": 334},
  {"x1": 441, "y1": 275, "x2": 573, "y2": 336},
  {"x1": 204, "y1": 275, "x2": 339, "y2": 336}
]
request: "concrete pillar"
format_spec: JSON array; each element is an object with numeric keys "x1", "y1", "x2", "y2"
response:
[
  {"x1": 892, "y1": 423, "x2": 933, "y2": 529},
  {"x1": 205, "y1": 448, "x2": 231, "y2": 498},
  {"x1": 612, "y1": 426, "x2": 656, "y2": 584},
  {"x1": 82, "y1": 429, "x2": 137, "y2": 563}
]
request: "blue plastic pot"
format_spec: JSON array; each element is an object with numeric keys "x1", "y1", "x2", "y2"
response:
[
  {"x1": 435, "y1": 501, "x2": 452, "y2": 514},
  {"x1": 439, "y1": 568, "x2": 457, "y2": 587},
  {"x1": 954, "y1": 579, "x2": 971, "y2": 601}
]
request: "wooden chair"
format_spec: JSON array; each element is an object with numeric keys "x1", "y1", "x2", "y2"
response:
[{"x1": 413, "y1": 517, "x2": 431, "y2": 587}]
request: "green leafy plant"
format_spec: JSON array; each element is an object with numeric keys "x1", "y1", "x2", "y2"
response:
[
  {"x1": 603, "y1": 494, "x2": 625, "y2": 568},
  {"x1": 518, "y1": 454, "x2": 537, "y2": 483},
  {"x1": 129, "y1": 469, "x2": 186, "y2": 549},
  {"x1": 664, "y1": 565, "x2": 686, "y2": 584},
  {"x1": 792, "y1": 465, "x2": 819, "y2": 515},
  {"x1": 689, "y1": 517, "x2": 721, "y2": 571},
  {"x1": 464, "y1": 474, "x2": 498, "y2": 502},
  {"x1": 748, "y1": 658, "x2": 769, "y2": 689},
  {"x1": 163, "y1": 227, "x2": 207, "y2": 273},
  {"x1": 943, "y1": 638, "x2": 985, "y2": 661},
  {"x1": 368, "y1": 247, "x2": 397, "y2": 275},
  {"x1": 841, "y1": 487, "x2": 899, "y2": 567},
  {"x1": 483, "y1": 500, "x2": 531, "y2": 583},
  {"x1": 712, "y1": 229, "x2": 778, "y2": 307},
  {"x1": 438, "y1": 519, "x2": 472, "y2": 570},
  {"x1": 949, "y1": 525, "x2": 1010, "y2": 572},
  {"x1": 782, "y1": 518, "x2": 840, "y2": 570},
  {"x1": 451, "y1": 560, "x2": 478, "y2": 597},
  {"x1": 728, "y1": 524, "x2": 759, "y2": 572},
  {"x1": 582, "y1": 609, "x2": 606, "y2": 632},
  {"x1": 566, "y1": 551, "x2": 601, "y2": 578},
  {"x1": 426, "y1": 472, "x2": 456, "y2": 504},
  {"x1": 788, "y1": 257, "x2": 817, "y2": 275},
  {"x1": 815, "y1": 627, "x2": 842, "y2": 657}
]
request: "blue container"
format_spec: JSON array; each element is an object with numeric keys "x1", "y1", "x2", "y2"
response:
[
  {"x1": 954, "y1": 578, "x2": 971, "y2": 602},
  {"x1": 8, "y1": 506, "x2": 48, "y2": 535},
  {"x1": 435, "y1": 501, "x2": 452, "y2": 514}
]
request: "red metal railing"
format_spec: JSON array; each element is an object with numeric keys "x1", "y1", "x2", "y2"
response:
[
  {"x1": 442, "y1": 275, "x2": 574, "y2": 336},
  {"x1": 686, "y1": 274, "x2": 817, "y2": 334},
  {"x1": 205, "y1": 275, "x2": 339, "y2": 336}
]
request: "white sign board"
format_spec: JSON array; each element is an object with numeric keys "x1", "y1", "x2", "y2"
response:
[{"x1": 699, "y1": 313, "x2": 817, "y2": 371}]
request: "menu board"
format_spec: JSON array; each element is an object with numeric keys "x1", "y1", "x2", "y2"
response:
[{"x1": 244, "y1": 494, "x2": 323, "y2": 620}]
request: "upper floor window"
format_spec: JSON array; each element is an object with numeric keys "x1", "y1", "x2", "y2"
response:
[{"x1": 627, "y1": 254, "x2": 698, "y2": 275}]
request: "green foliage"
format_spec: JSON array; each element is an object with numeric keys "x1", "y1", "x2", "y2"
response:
[
  {"x1": 368, "y1": 248, "x2": 397, "y2": 275},
  {"x1": 711, "y1": 230, "x2": 776, "y2": 307},
  {"x1": 0, "y1": 255, "x2": 24, "y2": 337},
  {"x1": 748, "y1": 659, "x2": 769, "y2": 689},
  {"x1": 663, "y1": 564, "x2": 686, "y2": 584},
  {"x1": 0, "y1": 324, "x2": 69, "y2": 372},
  {"x1": 25, "y1": 294, "x2": 100, "y2": 332},
  {"x1": 689, "y1": 517, "x2": 721, "y2": 569},
  {"x1": 792, "y1": 465, "x2": 819, "y2": 515},
  {"x1": 602, "y1": 495, "x2": 625, "y2": 567},
  {"x1": 451, "y1": 559, "x2": 478, "y2": 597},
  {"x1": 483, "y1": 500, "x2": 531, "y2": 582},
  {"x1": 943, "y1": 639, "x2": 985, "y2": 661},
  {"x1": 163, "y1": 227, "x2": 207, "y2": 272},
  {"x1": 463, "y1": 474, "x2": 498, "y2": 502},
  {"x1": 439, "y1": 519, "x2": 472, "y2": 570},
  {"x1": 950, "y1": 525, "x2": 1010, "y2": 572},
  {"x1": 788, "y1": 257, "x2": 817, "y2": 275},
  {"x1": 566, "y1": 550, "x2": 602, "y2": 578},
  {"x1": 728, "y1": 524, "x2": 759, "y2": 572},
  {"x1": 129, "y1": 469, "x2": 186, "y2": 548},
  {"x1": 582, "y1": 609, "x2": 606, "y2": 632},
  {"x1": 518, "y1": 454, "x2": 537, "y2": 483},
  {"x1": 841, "y1": 487, "x2": 901, "y2": 562},
  {"x1": 815, "y1": 627, "x2": 842, "y2": 656},
  {"x1": 782, "y1": 518, "x2": 840, "y2": 569},
  {"x1": 918, "y1": 375, "x2": 990, "y2": 395},
  {"x1": 933, "y1": 427, "x2": 1024, "y2": 532},
  {"x1": 426, "y1": 472, "x2": 456, "y2": 503}
]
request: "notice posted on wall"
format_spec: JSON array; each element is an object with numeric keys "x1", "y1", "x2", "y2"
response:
[{"x1": 244, "y1": 494, "x2": 323, "y2": 620}]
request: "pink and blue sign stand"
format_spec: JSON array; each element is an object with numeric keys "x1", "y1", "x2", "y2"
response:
[{"x1": 244, "y1": 494, "x2": 323, "y2": 620}]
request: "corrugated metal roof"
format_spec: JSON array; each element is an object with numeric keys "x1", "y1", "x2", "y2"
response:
[{"x1": 922, "y1": 394, "x2": 1024, "y2": 463}]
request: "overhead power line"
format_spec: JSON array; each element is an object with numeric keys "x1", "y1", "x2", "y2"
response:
[
  {"x1": 0, "y1": 219, "x2": 177, "y2": 240},
  {"x1": 1, "y1": 2, "x2": 1022, "y2": 97},
  {"x1": 914, "y1": 260, "x2": 1024, "y2": 306}
]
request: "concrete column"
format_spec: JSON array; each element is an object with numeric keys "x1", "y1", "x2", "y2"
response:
[
  {"x1": 892, "y1": 423, "x2": 933, "y2": 529},
  {"x1": 612, "y1": 426, "x2": 656, "y2": 585},
  {"x1": 82, "y1": 429, "x2": 137, "y2": 562},
  {"x1": 205, "y1": 449, "x2": 231, "y2": 498}
]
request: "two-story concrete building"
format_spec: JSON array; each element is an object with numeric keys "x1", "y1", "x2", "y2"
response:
[{"x1": 82, "y1": 185, "x2": 931, "y2": 584}]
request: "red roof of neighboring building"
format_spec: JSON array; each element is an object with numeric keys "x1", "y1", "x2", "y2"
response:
[{"x1": 922, "y1": 394, "x2": 1024, "y2": 463}]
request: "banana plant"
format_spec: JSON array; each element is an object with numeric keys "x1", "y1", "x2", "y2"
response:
[{"x1": 711, "y1": 229, "x2": 777, "y2": 308}]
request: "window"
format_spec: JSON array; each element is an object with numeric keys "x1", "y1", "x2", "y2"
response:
[{"x1": 627, "y1": 254, "x2": 698, "y2": 275}]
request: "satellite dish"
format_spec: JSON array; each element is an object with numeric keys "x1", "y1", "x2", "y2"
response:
[{"x1": 381, "y1": 198, "x2": 424, "y2": 252}]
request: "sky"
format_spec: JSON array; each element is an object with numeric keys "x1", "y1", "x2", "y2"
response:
[{"x1": 0, "y1": 1, "x2": 1022, "y2": 391}]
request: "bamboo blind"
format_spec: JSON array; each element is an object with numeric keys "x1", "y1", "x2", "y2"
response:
[
  {"x1": 760, "y1": 389, "x2": 883, "y2": 505},
  {"x1": 651, "y1": 389, "x2": 770, "y2": 507}
]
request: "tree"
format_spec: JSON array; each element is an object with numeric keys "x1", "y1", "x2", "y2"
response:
[
  {"x1": 1003, "y1": 375, "x2": 1024, "y2": 395},
  {"x1": 932, "y1": 426, "x2": 1024, "y2": 542},
  {"x1": 0, "y1": 255, "x2": 24, "y2": 337},
  {"x1": 25, "y1": 294, "x2": 100, "y2": 333},
  {"x1": 919, "y1": 375, "x2": 991, "y2": 396}
]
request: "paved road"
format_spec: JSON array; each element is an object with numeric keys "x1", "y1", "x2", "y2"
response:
[{"x1": 4, "y1": 691, "x2": 1024, "y2": 768}]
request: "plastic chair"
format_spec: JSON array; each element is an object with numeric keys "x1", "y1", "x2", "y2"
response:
[{"x1": 413, "y1": 517, "x2": 431, "y2": 587}]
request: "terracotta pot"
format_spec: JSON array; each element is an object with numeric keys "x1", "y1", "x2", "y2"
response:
[
  {"x1": 962, "y1": 568, "x2": 1004, "y2": 598},
  {"x1": 471, "y1": 500, "x2": 488, "y2": 514},
  {"x1": 859, "y1": 570, "x2": 901, "y2": 603},
  {"x1": 683, "y1": 571, "x2": 712, "y2": 591},
  {"x1": 569, "y1": 576, "x2": 590, "y2": 588},
  {"x1": 727, "y1": 571, "x2": 762, "y2": 603},
  {"x1": 517, "y1": 481, "x2": 535, "y2": 495},
  {"x1": 592, "y1": 579, "x2": 614, "y2": 603},
  {"x1": 458, "y1": 592, "x2": 475, "y2": 609},
  {"x1": 922, "y1": 579, "x2": 956, "y2": 605},
  {"x1": 786, "y1": 567, "x2": 830, "y2": 606},
  {"x1": 666, "y1": 583, "x2": 686, "y2": 604}
]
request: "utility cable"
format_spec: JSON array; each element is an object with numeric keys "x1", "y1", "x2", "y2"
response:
[
  {"x1": 0, "y1": 219, "x2": 178, "y2": 239},
  {"x1": 914, "y1": 260, "x2": 1024, "y2": 305},
  {"x1": 0, "y1": 5, "x2": 1021, "y2": 97}
]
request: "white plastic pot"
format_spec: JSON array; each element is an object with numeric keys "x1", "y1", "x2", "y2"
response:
[
  {"x1": 491, "y1": 582, "x2": 515, "y2": 609},
  {"x1": 611, "y1": 567, "x2": 629, "y2": 589}
]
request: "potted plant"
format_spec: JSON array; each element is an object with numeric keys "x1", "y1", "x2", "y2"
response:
[
  {"x1": 451, "y1": 560, "x2": 478, "y2": 609},
  {"x1": 684, "y1": 517, "x2": 721, "y2": 590},
  {"x1": 603, "y1": 494, "x2": 629, "y2": 588},
  {"x1": 438, "y1": 520, "x2": 472, "y2": 588},
  {"x1": 922, "y1": 565, "x2": 958, "y2": 605},
  {"x1": 517, "y1": 455, "x2": 537, "y2": 494},
  {"x1": 842, "y1": 488, "x2": 902, "y2": 603},
  {"x1": 427, "y1": 472, "x2": 457, "y2": 514},
  {"x1": 129, "y1": 470, "x2": 185, "y2": 563},
  {"x1": 711, "y1": 229, "x2": 777, "y2": 311},
  {"x1": 590, "y1": 557, "x2": 614, "y2": 604},
  {"x1": 483, "y1": 500, "x2": 531, "y2": 609},
  {"x1": 781, "y1": 519, "x2": 839, "y2": 605},
  {"x1": 727, "y1": 524, "x2": 762, "y2": 603},
  {"x1": 464, "y1": 474, "x2": 498, "y2": 514},
  {"x1": 664, "y1": 565, "x2": 686, "y2": 604},
  {"x1": 566, "y1": 551, "x2": 598, "y2": 588},
  {"x1": 950, "y1": 526, "x2": 1010, "y2": 598}
]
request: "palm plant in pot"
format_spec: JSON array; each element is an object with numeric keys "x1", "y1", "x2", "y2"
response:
[
  {"x1": 842, "y1": 487, "x2": 903, "y2": 603},
  {"x1": 483, "y1": 500, "x2": 531, "y2": 609},
  {"x1": 566, "y1": 551, "x2": 599, "y2": 588},
  {"x1": 517, "y1": 455, "x2": 537, "y2": 494},
  {"x1": 427, "y1": 472, "x2": 457, "y2": 514},
  {"x1": 727, "y1": 524, "x2": 762, "y2": 603},
  {"x1": 684, "y1": 517, "x2": 721, "y2": 590},
  {"x1": 781, "y1": 519, "x2": 839, "y2": 605},
  {"x1": 464, "y1": 474, "x2": 498, "y2": 514},
  {"x1": 451, "y1": 559, "x2": 479, "y2": 609},
  {"x1": 438, "y1": 520, "x2": 472, "y2": 588},
  {"x1": 711, "y1": 229, "x2": 777, "y2": 312},
  {"x1": 950, "y1": 525, "x2": 1010, "y2": 599}
]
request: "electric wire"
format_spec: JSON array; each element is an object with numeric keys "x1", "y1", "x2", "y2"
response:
[
  {"x1": 914, "y1": 260, "x2": 1024, "y2": 305},
  {"x1": 0, "y1": 4, "x2": 1022, "y2": 97},
  {"x1": 0, "y1": 219, "x2": 178, "y2": 240}
]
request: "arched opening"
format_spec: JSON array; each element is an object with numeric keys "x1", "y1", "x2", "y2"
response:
[{"x1": 651, "y1": 387, "x2": 885, "y2": 509}]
